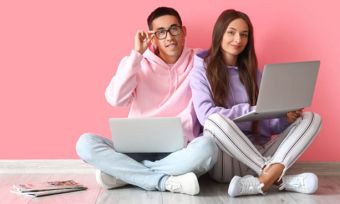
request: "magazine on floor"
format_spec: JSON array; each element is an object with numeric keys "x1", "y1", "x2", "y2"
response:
[{"x1": 11, "y1": 180, "x2": 87, "y2": 197}]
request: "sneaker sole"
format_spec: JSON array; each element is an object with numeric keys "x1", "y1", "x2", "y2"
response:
[
  {"x1": 95, "y1": 170, "x2": 127, "y2": 189},
  {"x1": 228, "y1": 176, "x2": 241, "y2": 197},
  {"x1": 189, "y1": 173, "x2": 200, "y2": 195}
]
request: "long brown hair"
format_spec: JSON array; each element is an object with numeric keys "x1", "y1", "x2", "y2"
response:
[
  {"x1": 206, "y1": 9, "x2": 260, "y2": 138},
  {"x1": 206, "y1": 9, "x2": 258, "y2": 106}
]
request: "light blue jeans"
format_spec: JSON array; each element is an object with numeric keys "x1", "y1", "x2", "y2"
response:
[{"x1": 76, "y1": 133, "x2": 218, "y2": 191}]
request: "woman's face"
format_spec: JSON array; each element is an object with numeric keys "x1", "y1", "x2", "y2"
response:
[{"x1": 221, "y1": 18, "x2": 249, "y2": 62}]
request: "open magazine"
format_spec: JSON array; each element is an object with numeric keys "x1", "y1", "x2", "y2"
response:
[{"x1": 11, "y1": 180, "x2": 87, "y2": 197}]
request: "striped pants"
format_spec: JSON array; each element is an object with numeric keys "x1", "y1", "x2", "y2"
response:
[{"x1": 204, "y1": 112, "x2": 322, "y2": 183}]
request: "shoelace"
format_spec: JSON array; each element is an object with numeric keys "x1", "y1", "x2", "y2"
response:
[
  {"x1": 166, "y1": 181, "x2": 182, "y2": 192},
  {"x1": 239, "y1": 176, "x2": 264, "y2": 194}
]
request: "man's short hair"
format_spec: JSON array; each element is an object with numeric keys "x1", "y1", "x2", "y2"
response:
[{"x1": 147, "y1": 7, "x2": 182, "y2": 30}]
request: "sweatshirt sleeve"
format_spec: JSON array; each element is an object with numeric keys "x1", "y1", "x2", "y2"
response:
[
  {"x1": 190, "y1": 57, "x2": 254, "y2": 126},
  {"x1": 105, "y1": 50, "x2": 143, "y2": 107},
  {"x1": 268, "y1": 116, "x2": 290, "y2": 134}
]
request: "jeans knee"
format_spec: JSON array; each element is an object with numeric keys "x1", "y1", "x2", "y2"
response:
[
  {"x1": 75, "y1": 133, "x2": 97, "y2": 162},
  {"x1": 207, "y1": 137, "x2": 219, "y2": 166},
  {"x1": 195, "y1": 136, "x2": 219, "y2": 167},
  {"x1": 204, "y1": 136, "x2": 218, "y2": 157}
]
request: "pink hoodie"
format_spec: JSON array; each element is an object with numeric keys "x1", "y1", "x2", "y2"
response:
[{"x1": 105, "y1": 48, "x2": 200, "y2": 143}]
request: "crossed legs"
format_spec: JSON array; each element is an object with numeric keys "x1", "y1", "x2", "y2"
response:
[{"x1": 204, "y1": 112, "x2": 322, "y2": 194}]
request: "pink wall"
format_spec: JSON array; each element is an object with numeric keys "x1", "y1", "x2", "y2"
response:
[{"x1": 1, "y1": 0, "x2": 339, "y2": 160}]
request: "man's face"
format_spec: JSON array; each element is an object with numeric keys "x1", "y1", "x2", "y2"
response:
[{"x1": 150, "y1": 15, "x2": 186, "y2": 63}]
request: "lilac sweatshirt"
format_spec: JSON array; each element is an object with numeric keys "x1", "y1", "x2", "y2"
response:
[{"x1": 190, "y1": 51, "x2": 289, "y2": 143}]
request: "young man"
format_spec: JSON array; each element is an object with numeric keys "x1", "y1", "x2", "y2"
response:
[{"x1": 76, "y1": 7, "x2": 218, "y2": 195}]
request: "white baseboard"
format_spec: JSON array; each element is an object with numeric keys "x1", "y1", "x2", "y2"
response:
[
  {"x1": 1, "y1": 160, "x2": 339, "y2": 175},
  {"x1": 0, "y1": 159, "x2": 95, "y2": 174}
]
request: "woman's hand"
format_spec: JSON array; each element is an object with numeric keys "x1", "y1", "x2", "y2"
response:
[{"x1": 287, "y1": 109, "x2": 303, "y2": 123}]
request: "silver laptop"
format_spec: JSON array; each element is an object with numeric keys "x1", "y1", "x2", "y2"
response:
[
  {"x1": 234, "y1": 60, "x2": 320, "y2": 122},
  {"x1": 109, "y1": 117, "x2": 185, "y2": 153}
]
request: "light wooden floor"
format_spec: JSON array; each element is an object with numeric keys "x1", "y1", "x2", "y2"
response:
[{"x1": 1, "y1": 160, "x2": 340, "y2": 204}]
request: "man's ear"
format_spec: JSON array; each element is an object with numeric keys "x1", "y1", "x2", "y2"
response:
[
  {"x1": 182, "y1": 26, "x2": 187, "y2": 37},
  {"x1": 149, "y1": 38, "x2": 158, "y2": 52}
]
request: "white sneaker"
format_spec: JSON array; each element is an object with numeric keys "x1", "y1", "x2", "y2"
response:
[
  {"x1": 280, "y1": 173, "x2": 318, "y2": 194},
  {"x1": 95, "y1": 169, "x2": 127, "y2": 189},
  {"x1": 228, "y1": 175, "x2": 264, "y2": 197},
  {"x1": 165, "y1": 172, "x2": 200, "y2": 195}
]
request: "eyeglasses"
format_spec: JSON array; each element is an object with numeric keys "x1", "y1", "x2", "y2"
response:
[{"x1": 153, "y1": 25, "x2": 182, "y2": 40}]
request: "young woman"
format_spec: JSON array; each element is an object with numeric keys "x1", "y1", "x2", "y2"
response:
[{"x1": 190, "y1": 9, "x2": 322, "y2": 197}]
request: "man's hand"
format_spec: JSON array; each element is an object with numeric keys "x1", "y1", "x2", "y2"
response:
[
  {"x1": 134, "y1": 30, "x2": 154, "y2": 54},
  {"x1": 287, "y1": 109, "x2": 303, "y2": 123}
]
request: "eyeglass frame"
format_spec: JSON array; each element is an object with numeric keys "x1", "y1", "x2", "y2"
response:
[{"x1": 151, "y1": 24, "x2": 183, "y2": 40}]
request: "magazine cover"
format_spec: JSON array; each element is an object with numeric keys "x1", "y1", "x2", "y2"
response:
[{"x1": 11, "y1": 180, "x2": 87, "y2": 197}]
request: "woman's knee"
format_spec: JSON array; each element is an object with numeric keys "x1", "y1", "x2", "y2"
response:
[
  {"x1": 311, "y1": 112, "x2": 322, "y2": 125},
  {"x1": 302, "y1": 112, "x2": 322, "y2": 123},
  {"x1": 206, "y1": 113, "x2": 231, "y2": 125},
  {"x1": 204, "y1": 113, "x2": 233, "y2": 134},
  {"x1": 301, "y1": 112, "x2": 322, "y2": 132}
]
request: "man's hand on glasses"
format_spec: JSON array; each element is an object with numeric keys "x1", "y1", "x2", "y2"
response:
[{"x1": 134, "y1": 30, "x2": 154, "y2": 55}]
